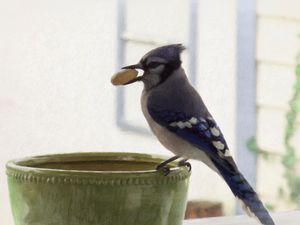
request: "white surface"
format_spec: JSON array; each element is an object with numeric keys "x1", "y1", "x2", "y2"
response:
[{"x1": 184, "y1": 211, "x2": 300, "y2": 225}]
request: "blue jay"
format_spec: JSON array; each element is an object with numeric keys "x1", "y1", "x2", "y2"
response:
[{"x1": 122, "y1": 44, "x2": 274, "y2": 225}]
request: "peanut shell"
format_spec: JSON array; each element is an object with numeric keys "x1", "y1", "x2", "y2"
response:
[{"x1": 111, "y1": 69, "x2": 138, "y2": 85}]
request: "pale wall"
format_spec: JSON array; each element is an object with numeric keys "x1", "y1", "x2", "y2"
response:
[
  {"x1": 256, "y1": 0, "x2": 300, "y2": 210},
  {"x1": 0, "y1": 0, "x2": 237, "y2": 224}
]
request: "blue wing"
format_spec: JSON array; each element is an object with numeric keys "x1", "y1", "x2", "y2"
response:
[
  {"x1": 147, "y1": 108, "x2": 237, "y2": 172},
  {"x1": 148, "y1": 108, "x2": 275, "y2": 225}
]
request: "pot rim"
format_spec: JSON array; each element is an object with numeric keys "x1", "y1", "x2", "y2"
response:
[{"x1": 6, "y1": 152, "x2": 190, "y2": 177}]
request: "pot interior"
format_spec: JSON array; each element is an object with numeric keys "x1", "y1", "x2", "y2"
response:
[
  {"x1": 12, "y1": 153, "x2": 171, "y2": 172},
  {"x1": 32, "y1": 160, "x2": 157, "y2": 171}
]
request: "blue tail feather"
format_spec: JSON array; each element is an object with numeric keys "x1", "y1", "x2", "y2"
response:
[{"x1": 212, "y1": 159, "x2": 275, "y2": 225}]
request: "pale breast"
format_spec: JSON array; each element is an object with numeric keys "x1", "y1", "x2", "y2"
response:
[{"x1": 140, "y1": 90, "x2": 218, "y2": 172}]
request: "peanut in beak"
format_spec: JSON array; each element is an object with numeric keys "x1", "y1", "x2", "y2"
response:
[{"x1": 111, "y1": 69, "x2": 138, "y2": 86}]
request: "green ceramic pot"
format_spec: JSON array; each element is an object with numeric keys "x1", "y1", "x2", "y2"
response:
[{"x1": 6, "y1": 152, "x2": 190, "y2": 225}]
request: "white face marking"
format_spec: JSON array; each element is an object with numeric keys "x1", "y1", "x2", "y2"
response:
[
  {"x1": 212, "y1": 141, "x2": 225, "y2": 150},
  {"x1": 149, "y1": 64, "x2": 165, "y2": 74},
  {"x1": 210, "y1": 127, "x2": 220, "y2": 136}
]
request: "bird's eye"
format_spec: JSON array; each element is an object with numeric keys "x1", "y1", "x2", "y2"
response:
[{"x1": 147, "y1": 62, "x2": 161, "y2": 68}]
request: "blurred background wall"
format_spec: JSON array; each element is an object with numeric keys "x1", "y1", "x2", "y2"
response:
[
  {"x1": 0, "y1": 0, "x2": 299, "y2": 224},
  {"x1": 256, "y1": 0, "x2": 300, "y2": 210}
]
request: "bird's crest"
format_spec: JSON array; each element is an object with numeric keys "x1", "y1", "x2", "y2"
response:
[{"x1": 142, "y1": 44, "x2": 185, "y2": 63}]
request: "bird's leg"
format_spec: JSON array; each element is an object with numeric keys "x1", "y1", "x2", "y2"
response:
[
  {"x1": 178, "y1": 158, "x2": 192, "y2": 172},
  {"x1": 156, "y1": 155, "x2": 180, "y2": 176}
]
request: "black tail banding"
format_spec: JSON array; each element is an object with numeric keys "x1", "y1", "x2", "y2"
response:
[{"x1": 212, "y1": 159, "x2": 275, "y2": 225}]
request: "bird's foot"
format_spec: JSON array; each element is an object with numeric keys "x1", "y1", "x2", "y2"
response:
[
  {"x1": 178, "y1": 159, "x2": 192, "y2": 172},
  {"x1": 156, "y1": 164, "x2": 171, "y2": 176},
  {"x1": 156, "y1": 155, "x2": 180, "y2": 176}
]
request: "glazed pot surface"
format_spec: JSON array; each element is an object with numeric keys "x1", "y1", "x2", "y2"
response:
[{"x1": 6, "y1": 152, "x2": 190, "y2": 225}]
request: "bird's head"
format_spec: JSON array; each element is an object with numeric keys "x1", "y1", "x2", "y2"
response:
[{"x1": 122, "y1": 44, "x2": 185, "y2": 88}]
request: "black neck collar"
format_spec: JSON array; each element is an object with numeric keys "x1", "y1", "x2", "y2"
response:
[{"x1": 158, "y1": 60, "x2": 181, "y2": 85}]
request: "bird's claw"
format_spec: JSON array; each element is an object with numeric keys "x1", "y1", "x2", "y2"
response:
[
  {"x1": 178, "y1": 161, "x2": 192, "y2": 172},
  {"x1": 156, "y1": 164, "x2": 171, "y2": 176}
]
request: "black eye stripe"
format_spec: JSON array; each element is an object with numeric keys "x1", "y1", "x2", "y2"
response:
[{"x1": 147, "y1": 62, "x2": 164, "y2": 68}]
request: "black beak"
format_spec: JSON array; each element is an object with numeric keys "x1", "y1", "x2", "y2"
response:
[
  {"x1": 122, "y1": 63, "x2": 144, "y2": 85},
  {"x1": 122, "y1": 63, "x2": 143, "y2": 70}
]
